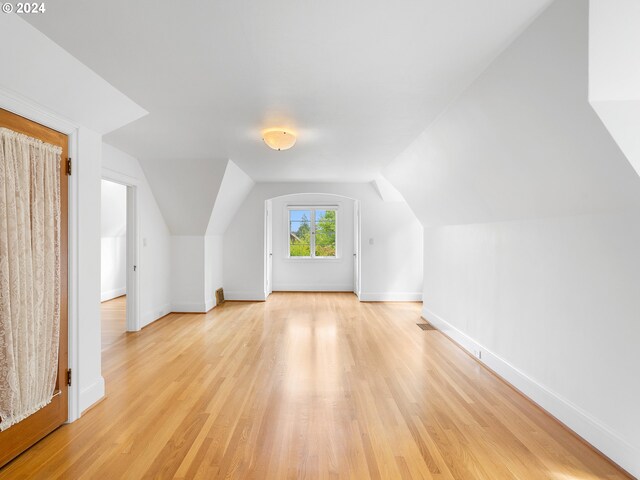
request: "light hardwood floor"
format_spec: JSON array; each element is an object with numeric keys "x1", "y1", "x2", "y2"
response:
[
  {"x1": 0, "y1": 292, "x2": 630, "y2": 479},
  {"x1": 101, "y1": 295, "x2": 127, "y2": 350}
]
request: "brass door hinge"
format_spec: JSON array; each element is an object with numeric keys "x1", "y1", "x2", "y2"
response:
[
  {"x1": 66, "y1": 158, "x2": 72, "y2": 176},
  {"x1": 66, "y1": 368, "x2": 72, "y2": 386}
]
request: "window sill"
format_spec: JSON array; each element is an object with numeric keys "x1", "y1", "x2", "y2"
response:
[{"x1": 284, "y1": 256, "x2": 343, "y2": 263}]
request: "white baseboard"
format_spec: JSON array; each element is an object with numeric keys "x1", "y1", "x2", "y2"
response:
[
  {"x1": 272, "y1": 284, "x2": 353, "y2": 292},
  {"x1": 422, "y1": 305, "x2": 640, "y2": 478},
  {"x1": 171, "y1": 302, "x2": 208, "y2": 313},
  {"x1": 100, "y1": 287, "x2": 126, "y2": 302},
  {"x1": 141, "y1": 303, "x2": 172, "y2": 328},
  {"x1": 224, "y1": 291, "x2": 266, "y2": 301},
  {"x1": 205, "y1": 298, "x2": 216, "y2": 312},
  {"x1": 79, "y1": 376, "x2": 105, "y2": 414},
  {"x1": 359, "y1": 292, "x2": 423, "y2": 302}
]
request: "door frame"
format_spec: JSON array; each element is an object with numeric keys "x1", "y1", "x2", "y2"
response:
[
  {"x1": 264, "y1": 194, "x2": 360, "y2": 296},
  {"x1": 353, "y1": 200, "x2": 361, "y2": 298},
  {"x1": 264, "y1": 199, "x2": 273, "y2": 298},
  {"x1": 0, "y1": 89, "x2": 81, "y2": 423},
  {"x1": 101, "y1": 169, "x2": 141, "y2": 332}
]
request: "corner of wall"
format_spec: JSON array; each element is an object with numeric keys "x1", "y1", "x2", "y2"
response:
[
  {"x1": 359, "y1": 292, "x2": 423, "y2": 302},
  {"x1": 79, "y1": 376, "x2": 105, "y2": 414},
  {"x1": 141, "y1": 303, "x2": 172, "y2": 328}
]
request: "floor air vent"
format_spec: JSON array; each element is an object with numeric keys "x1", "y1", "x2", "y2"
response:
[
  {"x1": 215, "y1": 288, "x2": 225, "y2": 306},
  {"x1": 417, "y1": 323, "x2": 436, "y2": 331}
]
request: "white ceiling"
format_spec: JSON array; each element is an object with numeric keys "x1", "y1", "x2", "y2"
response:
[
  {"x1": 27, "y1": 0, "x2": 552, "y2": 182},
  {"x1": 0, "y1": 14, "x2": 146, "y2": 134},
  {"x1": 141, "y1": 158, "x2": 228, "y2": 235},
  {"x1": 383, "y1": 0, "x2": 640, "y2": 227}
]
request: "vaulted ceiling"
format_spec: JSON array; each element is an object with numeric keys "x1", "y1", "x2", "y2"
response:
[
  {"x1": 383, "y1": 0, "x2": 640, "y2": 227},
  {"x1": 26, "y1": 0, "x2": 552, "y2": 182}
]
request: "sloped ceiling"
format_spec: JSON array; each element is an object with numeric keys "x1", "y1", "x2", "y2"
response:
[
  {"x1": 0, "y1": 15, "x2": 146, "y2": 134},
  {"x1": 25, "y1": 0, "x2": 552, "y2": 182},
  {"x1": 139, "y1": 158, "x2": 228, "y2": 235},
  {"x1": 372, "y1": 175, "x2": 406, "y2": 203},
  {"x1": 206, "y1": 161, "x2": 255, "y2": 236},
  {"x1": 589, "y1": 0, "x2": 640, "y2": 179},
  {"x1": 383, "y1": 0, "x2": 640, "y2": 227}
]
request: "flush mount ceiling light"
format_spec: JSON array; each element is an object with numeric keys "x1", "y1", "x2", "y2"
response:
[{"x1": 262, "y1": 129, "x2": 297, "y2": 151}]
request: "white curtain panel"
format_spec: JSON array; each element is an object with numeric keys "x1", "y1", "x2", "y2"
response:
[{"x1": 0, "y1": 127, "x2": 61, "y2": 431}]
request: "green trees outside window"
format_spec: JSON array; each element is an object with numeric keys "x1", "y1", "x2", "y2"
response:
[{"x1": 289, "y1": 208, "x2": 336, "y2": 257}]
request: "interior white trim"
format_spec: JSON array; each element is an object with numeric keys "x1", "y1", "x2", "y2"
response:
[
  {"x1": 422, "y1": 305, "x2": 640, "y2": 478},
  {"x1": 125, "y1": 185, "x2": 140, "y2": 331},
  {"x1": 224, "y1": 291, "x2": 267, "y2": 301},
  {"x1": 0, "y1": 86, "x2": 78, "y2": 133},
  {"x1": 171, "y1": 302, "x2": 208, "y2": 313},
  {"x1": 359, "y1": 292, "x2": 423, "y2": 302},
  {"x1": 79, "y1": 376, "x2": 105, "y2": 414},
  {"x1": 0, "y1": 86, "x2": 81, "y2": 423},
  {"x1": 100, "y1": 288, "x2": 126, "y2": 302},
  {"x1": 285, "y1": 203, "x2": 341, "y2": 260},
  {"x1": 101, "y1": 169, "x2": 141, "y2": 332},
  {"x1": 101, "y1": 166, "x2": 140, "y2": 186},
  {"x1": 205, "y1": 299, "x2": 216, "y2": 312},
  {"x1": 141, "y1": 303, "x2": 171, "y2": 328},
  {"x1": 273, "y1": 284, "x2": 354, "y2": 292}
]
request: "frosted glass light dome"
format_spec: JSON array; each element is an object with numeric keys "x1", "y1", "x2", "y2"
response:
[{"x1": 262, "y1": 129, "x2": 296, "y2": 151}]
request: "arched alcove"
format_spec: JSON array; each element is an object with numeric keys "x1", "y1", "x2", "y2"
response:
[{"x1": 264, "y1": 193, "x2": 360, "y2": 297}]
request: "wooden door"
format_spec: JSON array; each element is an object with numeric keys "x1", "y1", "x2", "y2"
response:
[{"x1": 0, "y1": 108, "x2": 69, "y2": 468}]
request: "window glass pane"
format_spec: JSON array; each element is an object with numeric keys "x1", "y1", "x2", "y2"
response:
[
  {"x1": 290, "y1": 210, "x2": 311, "y2": 256},
  {"x1": 314, "y1": 209, "x2": 336, "y2": 257}
]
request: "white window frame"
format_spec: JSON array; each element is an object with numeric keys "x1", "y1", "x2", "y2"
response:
[{"x1": 286, "y1": 205, "x2": 339, "y2": 260}]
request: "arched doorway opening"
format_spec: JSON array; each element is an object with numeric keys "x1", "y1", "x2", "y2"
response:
[{"x1": 264, "y1": 193, "x2": 360, "y2": 299}]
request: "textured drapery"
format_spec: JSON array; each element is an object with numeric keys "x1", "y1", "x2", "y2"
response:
[{"x1": 0, "y1": 127, "x2": 61, "y2": 431}]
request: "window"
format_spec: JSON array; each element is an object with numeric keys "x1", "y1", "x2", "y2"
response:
[{"x1": 289, "y1": 207, "x2": 337, "y2": 258}]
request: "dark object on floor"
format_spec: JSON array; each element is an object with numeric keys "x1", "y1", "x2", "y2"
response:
[
  {"x1": 216, "y1": 288, "x2": 225, "y2": 306},
  {"x1": 417, "y1": 323, "x2": 436, "y2": 331}
]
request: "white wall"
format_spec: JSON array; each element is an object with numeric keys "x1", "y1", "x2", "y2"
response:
[
  {"x1": 360, "y1": 198, "x2": 424, "y2": 301},
  {"x1": 102, "y1": 144, "x2": 172, "y2": 327},
  {"x1": 224, "y1": 183, "x2": 423, "y2": 301},
  {"x1": 589, "y1": 0, "x2": 640, "y2": 179},
  {"x1": 589, "y1": 0, "x2": 640, "y2": 102},
  {"x1": 421, "y1": 214, "x2": 640, "y2": 473},
  {"x1": 100, "y1": 237, "x2": 126, "y2": 301},
  {"x1": 204, "y1": 235, "x2": 224, "y2": 310},
  {"x1": 383, "y1": 0, "x2": 640, "y2": 475},
  {"x1": 157, "y1": 159, "x2": 255, "y2": 313},
  {"x1": 204, "y1": 160, "x2": 254, "y2": 310},
  {"x1": 271, "y1": 194, "x2": 354, "y2": 292},
  {"x1": 103, "y1": 149, "x2": 234, "y2": 316},
  {"x1": 76, "y1": 128, "x2": 106, "y2": 413},
  {"x1": 171, "y1": 236, "x2": 206, "y2": 312},
  {"x1": 100, "y1": 180, "x2": 127, "y2": 301}
]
